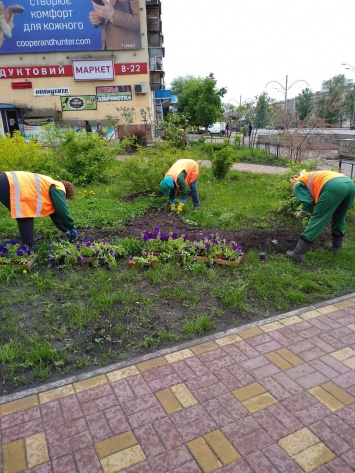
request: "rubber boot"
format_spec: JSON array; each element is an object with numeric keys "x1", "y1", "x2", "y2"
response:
[
  {"x1": 329, "y1": 235, "x2": 344, "y2": 252},
  {"x1": 286, "y1": 239, "x2": 312, "y2": 262}
]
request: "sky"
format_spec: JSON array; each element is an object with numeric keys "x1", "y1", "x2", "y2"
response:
[{"x1": 161, "y1": 0, "x2": 355, "y2": 105}]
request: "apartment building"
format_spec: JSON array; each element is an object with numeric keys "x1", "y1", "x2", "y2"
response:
[{"x1": 0, "y1": 0, "x2": 164, "y2": 140}]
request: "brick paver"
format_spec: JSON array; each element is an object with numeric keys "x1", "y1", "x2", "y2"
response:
[{"x1": 1, "y1": 295, "x2": 355, "y2": 472}]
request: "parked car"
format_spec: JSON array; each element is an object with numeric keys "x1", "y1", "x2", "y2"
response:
[
  {"x1": 350, "y1": 122, "x2": 355, "y2": 130},
  {"x1": 197, "y1": 126, "x2": 207, "y2": 134}
]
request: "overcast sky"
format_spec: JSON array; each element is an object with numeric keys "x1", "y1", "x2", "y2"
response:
[{"x1": 161, "y1": 0, "x2": 355, "y2": 105}]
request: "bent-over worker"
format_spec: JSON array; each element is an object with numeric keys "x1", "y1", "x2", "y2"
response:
[
  {"x1": 0, "y1": 171, "x2": 77, "y2": 246},
  {"x1": 286, "y1": 170, "x2": 355, "y2": 262},
  {"x1": 159, "y1": 159, "x2": 200, "y2": 212}
]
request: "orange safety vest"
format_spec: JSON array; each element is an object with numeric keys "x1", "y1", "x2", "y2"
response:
[
  {"x1": 5, "y1": 171, "x2": 65, "y2": 218},
  {"x1": 165, "y1": 159, "x2": 199, "y2": 189},
  {"x1": 293, "y1": 170, "x2": 345, "y2": 204}
]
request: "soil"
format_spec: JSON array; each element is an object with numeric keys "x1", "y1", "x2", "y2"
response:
[{"x1": 80, "y1": 208, "x2": 330, "y2": 255}]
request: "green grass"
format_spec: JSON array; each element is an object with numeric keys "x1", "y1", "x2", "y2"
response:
[{"x1": 1, "y1": 154, "x2": 355, "y2": 394}]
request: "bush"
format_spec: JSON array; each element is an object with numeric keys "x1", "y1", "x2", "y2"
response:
[
  {"x1": 0, "y1": 132, "x2": 60, "y2": 175},
  {"x1": 211, "y1": 146, "x2": 235, "y2": 179},
  {"x1": 117, "y1": 143, "x2": 196, "y2": 193},
  {"x1": 48, "y1": 128, "x2": 118, "y2": 185}
]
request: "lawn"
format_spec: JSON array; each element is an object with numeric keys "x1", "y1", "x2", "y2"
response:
[{"x1": 1, "y1": 148, "x2": 355, "y2": 396}]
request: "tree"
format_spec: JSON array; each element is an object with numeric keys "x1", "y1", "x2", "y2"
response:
[
  {"x1": 344, "y1": 88, "x2": 355, "y2": 123},
  {"x1": 295, "y1": 88, "x2": 313, "y2": 121},
  {"x1": 171, "y1": 73, "x2": 226, "y2": 127},
  {"x1": 315, "y1": 75, "x2": 347, "y2": 126},
  {"x1": 254, "y1": 92, "x2": 273, "y2": 128}
]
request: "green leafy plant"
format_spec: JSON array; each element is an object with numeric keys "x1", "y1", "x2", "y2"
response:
[
  {"x1": 47, "y1": 238, "x2": 128, "y2": 269},
  {"x1": 0, "y1": 241, "x2": 36, "y2": 266},
  {"x1": 130, "y1": 253, "x2": 158, "y2": 265},
  {"x1": 43, "y1": 127, "x2": 118, "y2": 184},
  {"x1": 211, "y1": 146, "x2": 235, "y2": 179}
]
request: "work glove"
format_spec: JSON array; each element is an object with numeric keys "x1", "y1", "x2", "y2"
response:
[
  {"x1": 296, "y1": 210, "x2": 308, "y2": 219},
  {"x1": 170, "y1": 203, "x2": 177, "y2": 211},
  {"x1": 177, "y1": 203, "x2": 185, "y2": 212},
  {"x1": 66, "y1": 229, "x2": 78, "y2": 241}
]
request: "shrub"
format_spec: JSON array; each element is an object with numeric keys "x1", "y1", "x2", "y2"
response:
[
  {"x1": 211, "y1": 146, "x2": 235, "y2": 179},
  {"x1": 117, "y1": 143, "x2": 195, "y2": 193},
  {"x1": 0, "y1": 132, "x2": 59, "y2": 175},
  {"x1": 48, "y1": 128, "x2": 118, "y2": 185}
]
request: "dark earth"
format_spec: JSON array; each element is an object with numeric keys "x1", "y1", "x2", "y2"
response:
[{"x1": 80, "y1": 208, "x2": 330, "y2": 255}]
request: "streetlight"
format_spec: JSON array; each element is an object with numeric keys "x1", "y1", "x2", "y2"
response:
[
  {"x1": 342, "y1": 63, "x2": 355, "y2": 124},
  {"x1": 265, "y1": 75, "x2": 309, "y2": 119}
]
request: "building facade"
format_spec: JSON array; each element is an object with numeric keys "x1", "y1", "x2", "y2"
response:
[{"x1": 0, "y1": 0, "x2": 164, "y2": 140}]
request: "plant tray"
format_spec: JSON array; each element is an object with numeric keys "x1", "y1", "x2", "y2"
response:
[
  {"x1": 0, "y1": 254, "x2": 38, "y2": 270},
  {"x1": 213, "y1": 254, "x2": 244, "y2": 266},
  {"x1": 74, "y1": 257, "x2": 97, "y2": 264},
  {"x1": 194, "y1": 254, "x2": 244, "y2": 266}
]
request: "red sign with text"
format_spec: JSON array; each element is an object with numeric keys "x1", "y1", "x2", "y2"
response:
[{"x1": 0, "y1": 63, "x2": 148, "y2": 79}]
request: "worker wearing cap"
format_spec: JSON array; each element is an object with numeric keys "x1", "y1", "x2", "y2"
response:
[
  {"x1": 159, "y1": 159, "x2": 200, "y2": 212},
  {"x1": 0, "y1": 171, "x2": 78, "y2": 246},
  {"x1": 286, "y1": 170, "x2": 355, "y2": 262}
]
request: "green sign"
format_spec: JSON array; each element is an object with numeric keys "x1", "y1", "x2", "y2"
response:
[{"x1": 61, "y1": 96, "x2": 97, "y2": 111}]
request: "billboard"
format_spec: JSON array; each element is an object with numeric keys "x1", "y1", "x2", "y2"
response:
[
  {"x1": 18, "y1": 116, "x2": 54, "y2": 141},
  {"x1": 0, "y1": 0, "x2": 142, "y2": 55},
  {"x1": 96, "y1": 85, "x2": 132, "y2": 102},
  {"x1": 61, "y1": 95, "x2": 97, "y2": 111}
]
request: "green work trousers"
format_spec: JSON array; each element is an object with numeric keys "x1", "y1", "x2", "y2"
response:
[{"x1": 302, "y1": 178, "x2": 355, "y2": 243}]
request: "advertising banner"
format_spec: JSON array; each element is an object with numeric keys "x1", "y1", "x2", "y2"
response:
[
  {"x1": 34, "y1": 87, "x2": 70, "y2": 96},
  {"x1": 0, "y1": 0, "x2": 142, "y2": 55},
  {"x1": 96, "y1": 85, "x2": 132, "y2": 102},
  {"x1": 18, "y1": 116, "x2": 54, "y2": 141},
  {"x1": 61, "y1": 95, "x2": 97, "y2": 111}
]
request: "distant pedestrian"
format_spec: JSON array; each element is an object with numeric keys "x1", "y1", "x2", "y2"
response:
[
  {"x1": 248, "y1": 124, "x2": 252, "y2": 137},
  {"x1": 85, "y1": 120, "x2": 92, "y2": 133},
  {"x1": 226, "y1": 123, "x2": 230, "y2": 137},
  {"x1": 96, "y1": 121, "x2": 103, "y2": 136}
]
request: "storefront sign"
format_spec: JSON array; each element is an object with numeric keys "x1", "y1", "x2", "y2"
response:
[
  {"x1": 61, "y1": 96, "x2": 97, "y2": 111},
  {"x1": 0, "y1": 65, "x2": 72, "y2": 79},
  {"x1": 12, "y1": 81, "x2": 32, "y2": 89},
  {"x1": 96, "y1": 85, "x2": 132, "y2": 102},
  {"x1": 34, "y1": 88, "x2": 70, "y2": 96},
  {"x1": 0, "y1": 63, "x2": 147, "y2": 79},
  {"x1": 73, "y1": 60, "x2": 114, "y2": 81}
]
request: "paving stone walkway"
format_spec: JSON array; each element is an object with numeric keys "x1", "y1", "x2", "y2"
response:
[{"x1": 2, "y1": 294, "x2": 355, "y2": 472}]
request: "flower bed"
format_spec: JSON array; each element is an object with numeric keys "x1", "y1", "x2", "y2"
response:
[
  {"x1": 0, "y1": 241, "x2": 38, "y2": 270},
  {"x1": 47, "y1": 238, "x2": 128, "y2": 269},
  {"x1": 139, "y1": 227, "x2": 243, "y2": 266}
]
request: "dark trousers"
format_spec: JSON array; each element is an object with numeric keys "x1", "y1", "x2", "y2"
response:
[{"x1": 0, "y1": 172, "x2": 34, "y2": 246}]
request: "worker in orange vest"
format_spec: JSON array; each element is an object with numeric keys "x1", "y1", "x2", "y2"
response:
[
  {"x1": 0, "y1": 171, "x2": 77, "y2": 246},
  {"x1": 159, "y1": 159, "x2": 200, "y2": 212},
  {"x1": 287, "y1": 170, "x2": 355, "y2": 262}
]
